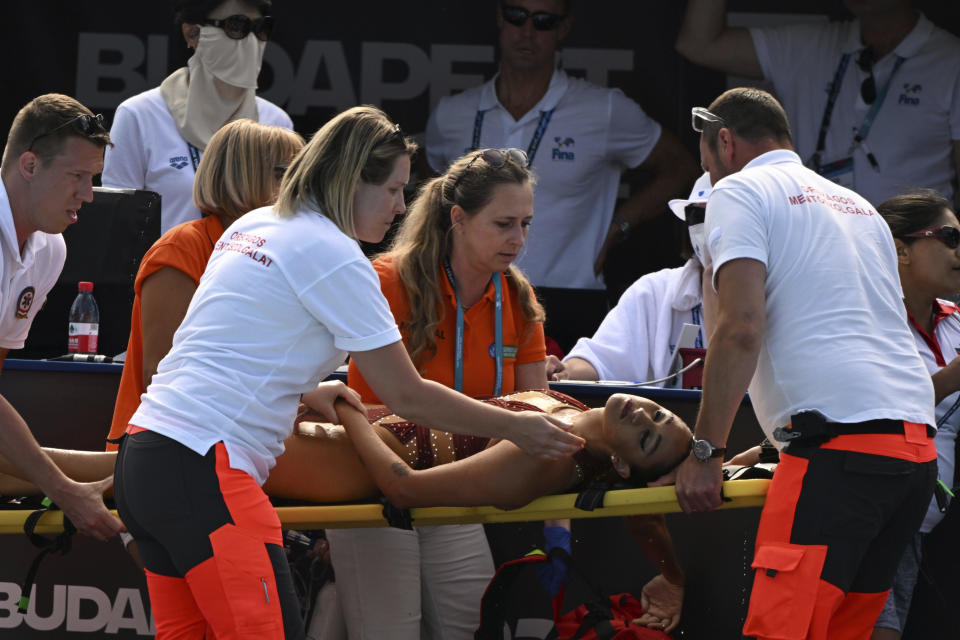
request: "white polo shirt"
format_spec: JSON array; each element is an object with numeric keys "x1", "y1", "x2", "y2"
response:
[
  {"x1": 131, "y1": 206, "x2": 401, "y2": 485},
  {"x1": 565, "y1": 258, "x2": 704, "y2": 386},
  {"x1": 909, "y1": 300, "x2": 960, "y2": 533},
  {"x1": 427, "y1": 69, "x2": 661, "y2": 290},
  {"x1": 703, "y1": 150, "x2": 934, "y2": 439},
  {"x1": 750, "y1": 13, "x2": 960, "y2": 205},
  {"x1": 0, "y1": 180, "x2": 66, "y2": 350},
  {"x1": 102, "y1": 87, "x2": 293, "y2": 234}
]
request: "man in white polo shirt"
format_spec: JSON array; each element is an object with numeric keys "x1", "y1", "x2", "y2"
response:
[
  {"x1": 427, "y1": 0, "x2": 698, "y2": 351},
  {"x1": 675, "y1": 0, "x2": 960, "y2": 207},
  {"x1": 675, "y1": 88, "x2": 936, "y2": 639},
  {"x1": 0, "y1": 94, "x2": 124, "y2": 541}
]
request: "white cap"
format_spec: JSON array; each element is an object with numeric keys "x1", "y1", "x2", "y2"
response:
[{"x1": 668, "y1": 172, "x2": 713, "y2": 221}]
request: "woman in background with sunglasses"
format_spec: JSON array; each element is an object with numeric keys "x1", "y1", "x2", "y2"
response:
[
  {"x1": 874, "y1": 189, "x2": 960, "y2": 640},
  {"x1": 332, "y1": 147, "x2": 547, "y2": 640},
  {"x1": 102, "y1": 0, "x2": 292, "y2": 235}
]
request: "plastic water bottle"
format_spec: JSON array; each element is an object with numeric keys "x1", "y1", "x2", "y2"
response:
[{"x1": 68, "y1": 281, "x2": 99, "y2": 354}]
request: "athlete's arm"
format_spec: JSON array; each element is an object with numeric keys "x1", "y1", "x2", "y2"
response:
[
  {"x1": 335, "y1": 399, "x2": 570, "y2": 509},
  {"x1": 626, "y1": 514, "x2": 685, "y2": 633},
  {"x1": 140, "y1": 266, "x2": 197, "y2": 388},
  {"x1": 675, "y1": 258, "x2": 765, "y2": 513},
  {"x1": 675, "y1": 0, "x2": 763, "y2": 78},
  {"x1": 351, "y1": 342, "x2": 583, "y2": 459}
]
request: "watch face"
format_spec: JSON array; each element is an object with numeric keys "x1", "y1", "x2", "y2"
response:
[{"x1": 693, "y1": 439, "x2": 713, "y2": 461}]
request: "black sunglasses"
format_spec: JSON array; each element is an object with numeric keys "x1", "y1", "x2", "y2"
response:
[
  {"x1": 373, "y1": 123, "x2": 404, "y2": 149},
  {"x1": 452, "y1": 148, "x2": 529, "y2": 192},
  {"x1": 684, "y1": 203, "x2": 706, "y2": 226},
  {"x1": 500, "y1": 4, "x2": 567, "y2": 31},
  {"x1": 28, "y1": 113, "x2": 106, "y2": 152},
  {"x1": 691, "y1": 107, "x2": 726, "y2": 133},
  {"x1": 904, "y1": 225, "x2": 960, "y2": 249},
  {"x1": 202, "y1": 15, "x2": 273, "y2": 42},
  {"x1": 856, "y1": 48, "x2": 876, "y2": 105}
]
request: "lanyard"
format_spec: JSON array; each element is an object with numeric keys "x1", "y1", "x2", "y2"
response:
[
  {"x1": 187, "y1": 143, "x2": 202, "y2": 172},
  {"x1": 809, "y1": 52, "x2": 905, "y2": 171},
  {"x1": 443, "y1": 261, "x2": 503, "y2": 395},
  {"x1": 471, "y1": 108, "x2": 555, "y2": 164}
]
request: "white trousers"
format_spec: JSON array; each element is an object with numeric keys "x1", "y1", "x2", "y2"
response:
[{"x1": 325, "y1": 524, "x2": 495, "y2": 640}]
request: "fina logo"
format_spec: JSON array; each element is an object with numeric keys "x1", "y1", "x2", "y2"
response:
[
  {"x1": 898, "y1": 83, "x2": 921, "y2": 106},
  {"x1": 552, "y1": 136, "x2": 575, "y2": 161},
  {"x1": 169, "y1": 155, "x2": 190, "y2": 170}
]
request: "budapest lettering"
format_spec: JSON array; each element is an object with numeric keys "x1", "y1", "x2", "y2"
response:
[{"x1": 0, "y1": 582, "x2": 153, "y2": 635}]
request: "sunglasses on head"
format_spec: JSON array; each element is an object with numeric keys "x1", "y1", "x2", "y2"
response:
[
  {"x1": 500, "y1": 4, "x2": 567, "y2": 31},
  {"x1": 372, "y1": 123, "x2": 404, "y2": 149},
  {"x1": 28, "y1": 113, "x2": 106, "y2": 151},
  {"x1": 856, "y1": 48, "x2": 876, "y2": 105},
  {"x1": 452, "y1": 148, "x2": 529, "y2": 191},
  {"x1": 904, "y1": 225, "x2": 960, "y2": 249},
  {"x1": 202, "y1": 14, "x2": 273, "y2": 41},
  {"x1": 691, "y1": 107, "x2": 726, "y2": 133}
]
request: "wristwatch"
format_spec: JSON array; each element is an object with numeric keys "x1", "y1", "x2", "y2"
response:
[{"x1": 692, "y1": 437, "x2": 726, "y2": 462}]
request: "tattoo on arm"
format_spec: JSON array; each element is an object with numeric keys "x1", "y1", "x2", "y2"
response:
[{"x1": 390, "y1": 462, "x2": 410, "y2": 477}]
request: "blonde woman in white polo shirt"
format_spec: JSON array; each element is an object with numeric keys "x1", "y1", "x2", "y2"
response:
[{"x1": 111, "y1": 105, "x2": 583, "y2": 639}]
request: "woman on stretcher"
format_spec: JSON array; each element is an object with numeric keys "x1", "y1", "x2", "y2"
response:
[{"x1": 0, "y1": 388, "x2": 692, "y2": 508}]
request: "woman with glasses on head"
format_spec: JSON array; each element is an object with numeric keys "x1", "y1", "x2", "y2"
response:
[
  {"x1": 330, "y1": 147, "x2": 546, "y2": 640},
  {"x1": 105, "y1": 119, "x2": 303, "y2": 452},
  {"x1": 111, "y1": 107, "x2": 581, "y2": 639},
  {"x1": 873, "y1": 189, "x2": 960, "y2": 640},
  {"x1": 103, "y1": 0, "x2": 293, "y2": 235}
]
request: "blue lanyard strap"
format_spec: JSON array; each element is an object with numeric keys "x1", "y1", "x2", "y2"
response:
[
  {"x1": 852, "y1": 55, "x2": 905, "y2": 169},
  {"x1": 470, "y1": 108, "x2": 555, "y2": 164},
  {"x1": 810, "y1": 53, "x2": 853, "y2": 170},
  {"x1": 443, "y1": 261, "x2": 504, "y2": 395},
  {"x1": 187, "y1": 143, "x2": 202, "y2": 172},
  {"x1": 810, "y1": 52, "x2": 905, "y2": 171}
]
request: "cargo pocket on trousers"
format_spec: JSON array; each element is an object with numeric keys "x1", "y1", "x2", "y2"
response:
[
  {"x1": 743, "y1": 542, "x2": 827, "y2": 640},
  {"x1": 208, "y1": 524, "x2": 283, "y2": 637}
]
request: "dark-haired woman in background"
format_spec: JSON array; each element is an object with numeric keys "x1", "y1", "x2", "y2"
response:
[{"x1": 873, "y1": 189, "x2": 960, "y2": 640}]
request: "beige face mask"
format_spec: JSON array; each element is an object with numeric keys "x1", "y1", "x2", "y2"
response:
[
  {"x1": 159, "y1": 27, "x2": 265, "y2": 150},
  {"x1": 195, "y1": 26, "x2": 266, "y2": 89}
]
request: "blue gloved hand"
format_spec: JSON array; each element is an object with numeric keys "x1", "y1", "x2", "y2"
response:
[{"x1": 536, "y1": 525, "x2": 572, "y2": 597}]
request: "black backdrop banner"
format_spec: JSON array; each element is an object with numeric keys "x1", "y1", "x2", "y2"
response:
[{"x1": 4, "y1": 1, "x2": 959, "y2": 295}]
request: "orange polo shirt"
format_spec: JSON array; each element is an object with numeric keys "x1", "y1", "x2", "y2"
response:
[
  {"x1": 105, "y1": 215, "x2": 225, "y2": 450},
  {"x1": 348, "y1": 256, "x2": 546, "y2": 403}
]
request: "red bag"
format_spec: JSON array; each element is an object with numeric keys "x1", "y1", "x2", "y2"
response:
[
  {"x1": 475, "y1": 550, "x2": 673, "y2": 640},
  {"x1": 550, "y1": 592, "x2": 670, "y2": 639}
]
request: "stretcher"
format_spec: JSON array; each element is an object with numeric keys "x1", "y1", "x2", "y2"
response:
[{"x1": 0, "y1": 479, "x2": 769, "y2": 534}]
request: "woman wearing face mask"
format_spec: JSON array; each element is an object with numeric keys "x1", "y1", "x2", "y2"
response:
[
  {"x1": 334, "y1": 148, "x2": 547, "y2": 640},
  {"x1": 102, "y1": 0, "x2": 293, "y2": 235},
  {"x1": 872, "y1": 190, "x2": 960, "y2": 640},
  {"x1": 111, "y1": 106, "x2": 581, "y2": 639},
  {"x1": 547, "y1": 173, "x2": 711, "y2": 387},
  {"x1": 105, "y1": 119, "x2": 303, "y2": 451}
]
